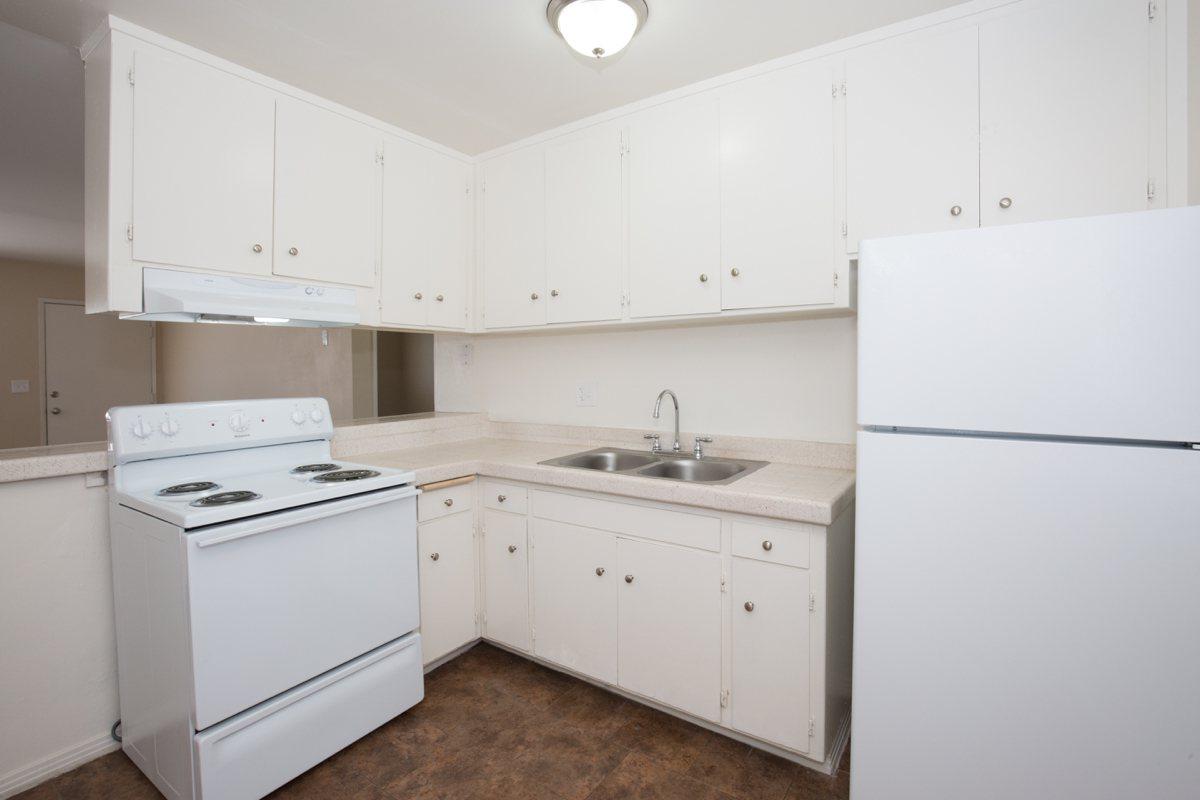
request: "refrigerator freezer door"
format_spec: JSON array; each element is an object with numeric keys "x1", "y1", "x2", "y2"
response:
[
  {"x1": 853, "y1": 430, "x2": 1200, "y2": 800},
  {"x1": 858, "y1": 206, "x2": 1200, "y2": 443}
]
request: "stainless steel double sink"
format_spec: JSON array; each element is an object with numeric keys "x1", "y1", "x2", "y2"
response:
[{"x1": 539, "y1": 447, "x2": 768, "y2": 485}]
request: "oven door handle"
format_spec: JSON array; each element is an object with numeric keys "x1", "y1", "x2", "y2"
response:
[{"x1": 193, "y1": 486, "x2": 419, "y2": 549}]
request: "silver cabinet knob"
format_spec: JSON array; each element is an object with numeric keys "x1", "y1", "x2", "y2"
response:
[
  {"x1": 443, "y1": 498, "x2": 453, "y2": 507},
  {"x1": 730, "y1": 268, "x2": 740, "y2": 277},
  {"x1": 414, "y1": 292, "x2": 423, "y2": 300},
  {"x1": 950, "y1": 205, "x2": 962, "y2": 217},
  {"x1": 699, "y1": 273, "x2": 709, "y2": 283},
  {"x1": 999, "y1": 197, "x2": 1013, "y2": 209},
  {"x1": 595, "y1": 567, "x2": 605, "y2": 577},
  {"x1": 50, "y1": 407, "x2": 62, "y2": 415},
  {"x1": 531, "y1": 292, "x2": 540, "y2": 300},
  {"x1": 288, "y1": 247, "x2": 299, "y2": 256},
  {"x1": 762, "y1": 540, "x2": 773, "y2": 551},
  {"x1": 744, "y1": 601, "x2": 755, "y2": 612},
  {"x1": 624, "y1": 574, "x2": 634, "y2": 583},
  {"x1": 497, "y1": 494, "x2": 507, "y2": 503},
  {"x1": 49, "y1": 390, "x2": 59, "y2": 398},
  {"x1": 430, "y1": 552, "x2": 440, "y2": 561},
  {"x1": 252, "y1": 243, "x2": 263, "y2": 253},
  {"x1": 508, "y1": 544, "x2": 518, "y2": 554},
  {"x1": 550, "y1": 289, "x2": 560, "y2": 297},
  {"x1": 435, "y1": 294, "x2": 444, "y2": 302}
]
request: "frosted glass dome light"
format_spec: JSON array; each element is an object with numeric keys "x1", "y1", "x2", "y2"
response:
[{"x1": 548, "y1": 0, "x2": 648, "y2": 59}]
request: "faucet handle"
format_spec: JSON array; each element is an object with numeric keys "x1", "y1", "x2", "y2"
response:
[
  {"x1": 643, "y1": 433, "x2": 662, "y2": 453},
  {"x1": 693, "y1": 436, "x2": 713, "y2": 459}
]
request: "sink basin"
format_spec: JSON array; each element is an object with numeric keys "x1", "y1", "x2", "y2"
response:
[
  {"x1": 548, "y1": 449, "x2": 660, "y2": 472},
  {"x1": 636, "y1": 458, "x2": 748, "y2": 483},
  {"x1": 540, "y1": 448, "x2": 767, "y2": 485}
]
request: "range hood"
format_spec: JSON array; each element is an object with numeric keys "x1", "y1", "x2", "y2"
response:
[{"x1": 120, "y1": 268, "x2": 359, "y2": 327}]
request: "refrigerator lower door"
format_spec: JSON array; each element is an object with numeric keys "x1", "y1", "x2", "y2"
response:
[{"x1": 853, "y1": 431, "x2": 1200, "y2": 800}]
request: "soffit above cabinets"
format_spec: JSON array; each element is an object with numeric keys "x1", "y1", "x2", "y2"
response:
[{"x1": 0, "y1": 0, "x2": 962, "y2": 155}]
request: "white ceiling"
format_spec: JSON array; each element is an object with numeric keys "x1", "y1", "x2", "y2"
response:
[{"x1": 0, "y1": 0, "x2": 961, "y2": 155}]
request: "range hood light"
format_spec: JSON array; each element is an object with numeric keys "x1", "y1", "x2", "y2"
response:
[{"x1": 253, "y1": 316, "x2": 291, "y2": 324}]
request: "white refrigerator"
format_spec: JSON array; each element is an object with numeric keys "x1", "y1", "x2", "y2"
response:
[{"x1": 853, "y1": 206, "x2": 1200, "y2": 800}]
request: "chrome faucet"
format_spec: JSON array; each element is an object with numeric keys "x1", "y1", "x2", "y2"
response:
[{"x1": 652, "y1": 389, "x2": 681, "y2": 452}]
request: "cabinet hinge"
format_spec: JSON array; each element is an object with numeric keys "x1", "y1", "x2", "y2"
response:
[
  {"x1": 720, "y1": 573, "x2": 727, "y2": 593},
  {"x1": 127, "y1": 65, "x2": 135, "y2": 86},
  {"x1": 375, "y1": 148, "x2": 385, "y2": 166},
  {"x1": 808, "y1": 593, "x2": 816, "y2": 613},
  {"x1": 840, "y1": 221, "x2": 847, "y2": 238},
  {"x1": 833, "y1": 272, "x2": 839, "y2": 288},
  {"x1": 720, "y1": 689, "x2": 730, "y2": 708},
  {"x1": 831, "y1": 83, "x2": 838, "y2": 98},
  {"x1": 1148, "y1": 1, "x2": 1157, "y2": 20},
  {"x1": 840, "y1": 81, "x2": 847, "y2": 96},
  {"x1": 125, "y1": 223, "x2": 133, "y2": 242},
  {"x1": 808, "y1": 718, "x2": 815, "y2": 737},
  {"x1": 531, "y1": 626, "x2": 536, "y2": 644},
  {"x1": 1147, "y1": 179, "x2": 1157, "y2": 203}
]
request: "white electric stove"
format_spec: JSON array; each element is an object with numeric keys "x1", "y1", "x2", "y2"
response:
[{"x1": 107, "y1": 398, "x2": 423, "y2": 800}]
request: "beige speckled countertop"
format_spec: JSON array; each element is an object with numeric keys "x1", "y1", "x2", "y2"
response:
[{"x1": 356, "y1": 438, "x2": 855, "y2": 526}]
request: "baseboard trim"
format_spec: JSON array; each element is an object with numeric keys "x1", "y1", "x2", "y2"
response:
[{"x1": 0, "y1": 732, "x2": 120, "y2": 799}]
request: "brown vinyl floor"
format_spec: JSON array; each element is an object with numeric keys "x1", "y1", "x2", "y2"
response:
[{"x1": 16, "y1": 643, "x2": 850, "y2": 800}]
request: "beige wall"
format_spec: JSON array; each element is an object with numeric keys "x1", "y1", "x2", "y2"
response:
[
  {"x1": 0, "y1": 259, "x2": 84, "y2": 449},
  {"x1": 156, "y1": 324, "x2": 355, "y2": 420},
  {"x1": 350, "y1": 329, "x2": 378, "y2": 419}
]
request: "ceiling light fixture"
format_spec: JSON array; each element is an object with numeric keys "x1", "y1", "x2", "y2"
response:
[{"x1": 547, "y1": 0, "x2": 649, "y2": 60}]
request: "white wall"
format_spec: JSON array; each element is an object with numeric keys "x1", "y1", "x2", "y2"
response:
[
  {"x1": 0, "y1": 474, "x2": 118, "y2": 795},
  {"x1": 436, "y1": 317, "x2": 858, "y2": 444}
]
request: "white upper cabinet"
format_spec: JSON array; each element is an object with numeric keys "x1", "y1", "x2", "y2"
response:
[
  {"x1": 131, "y1": 45, "x2": 275, "y2": 276},
  {"x1": 545, "y1": 125, "x2": 624, "y2": 324},
  {"x1": 979, "y1": 0, "x2": 1152, "y2": 226},
  {"x1": 273, "y1": 97, "x2": 381, "y2": 287},
  {"x1": 482, "y1": 146, "x2": 547, "y2": 329},
  {"x1": 719, "y1": 61, "x2": 838, "y2": 310},
  {"x1": 628, "y1": 93, "x2": 722, "y2": 319},
  {"x1": 380, "y1": 136, "x2": 471, "y2": 329},
  {"x1": 845, "y1": 26, "x2": 980, "y2": 253}
]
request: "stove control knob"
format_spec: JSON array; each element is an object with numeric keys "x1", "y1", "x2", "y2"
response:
[
  {"x1": 228, "y1": 413, "x2": 249, "y2": 433},
  {"x1": 309, "y1": 408, "x2": 325, "y2": 423},
  {"x1": 131, "y1": 419, "x2": 153, "y2": 439},
  {"x1": 290, "y1": 410, "x2": 307, "y2": 425},
  {"x1": 160, "y1": 419, "x2": 180, "y2": 437}
]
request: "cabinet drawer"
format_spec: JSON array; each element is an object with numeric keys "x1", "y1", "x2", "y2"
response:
[
  {"x1": 531, "y1": 490, "x2": 720, "y2": 552},
  {"x1": 482, "y1": 481, "x2": 527, "y2": 514},
  {"x1": 418, "y1": 482, "x2": 474, "y2": 522},
  {"x1": 732, "y1": 520, "x2": 811, "y2": 569}
]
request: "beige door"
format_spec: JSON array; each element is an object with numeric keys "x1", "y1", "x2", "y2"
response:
[{"x1": 43, "y1": 302, "x2": 155, "y2": 445}]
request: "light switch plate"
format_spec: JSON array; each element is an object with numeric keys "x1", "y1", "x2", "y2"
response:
[
  {"x1": 575, "y1": 381, "x2": 597, "y2": 407},
  {"x1": 10, "y1": 379, "x2": 29, "y2": 394}
]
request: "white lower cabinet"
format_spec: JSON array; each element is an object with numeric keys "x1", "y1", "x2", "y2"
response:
[
  {"x1": 417, "y1": 510, "x2": 477, "y2": 665},
  {"x1": 530, "y1": 519, "x2": 618, "y2": 683},
  {"x1": 730, "y1": 557, "x2": 812, "y2": 753},
  {"x1": 482, "y1": 508, "x2": 530, "y2": 651},
  {"x1": 617, "y1": 537, "x2": 723, "y2": 722}
]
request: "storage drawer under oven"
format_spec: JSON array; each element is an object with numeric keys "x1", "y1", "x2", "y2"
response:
[{"x1": 186, "y1": 487, "x2": 419, "y2": 730}]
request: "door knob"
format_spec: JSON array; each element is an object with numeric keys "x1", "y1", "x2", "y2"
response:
[
  {"x1": 414, "y1": 292, "x2": 423, "y2": 300},
  {"x1": 550, "y1": 289, "x2": 560, "y2": 297},
  {"x1": 443, "y1": 498, "x2": 453, "y2": 507},
  {"x1": 699, "y1": 273, "x2": 709, "y2": 283},
  {"x1": 497, "y1": 494, "x2": 507, "y2": 503},
  {"x1": 762, "y1": 540, "x2": 773, "y2": 551},
  {"x1": 624, "y1": 574, "x2": 635, "y2": 583},
  {"x1": 430, "y1": 552, "x2": 440, "y2": 561},
  {"x1": 252, "y1": 243, "x2": 263, "y2": 253},
  {"x1": 950, "y1": 205, "x2": 962, "y2": 217},
  {"x1": 508, "y1": 544, "x2": 518, "y2": 554},
  {"x1": 531, "y1": 292, "x2": 540, "y2": 301},
  {"x1": 595, "y1": 567, "x2": 605, "y2": 576},
  {"x1": 288, "y1": 247, "x2": 299, "y2": 256},
  {"x1": 435, "y1": 294, "x2": 444, "y2": 302},
  {"x1": 730, "y1": 268, "x2": 740, "y2": 277},
  {"x1": 999, "y1": 197, "x2": 1013, "y2": 209},
  {"x1": 744, "y1": 601, "x2": 755, "y2": 612},
  {"x1": 49, "y1": 390, "x2": 59, "y2": 398},
  {"x1": 50, "y1": 407, "x2": 62, "y2": 415}
]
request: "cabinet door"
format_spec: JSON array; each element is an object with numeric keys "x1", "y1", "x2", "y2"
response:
[
  {"x1": 417, "y1": 512, "x2": 477, "y2": 665},
  {"x1": 617, "y1": 538, "x2": 722, "y2": 721},
  {"x1": 482, "y1": 147, "x2": 546, "y2": 329},
  {"x1": 730, "y1": 557, "x2": 812, "y2": 753},
  {"x1": 380, "y1": 136, "x2": 471, "y2": 328},
  {"x1": 720, "y1": 61, "x2": 837, "y2": 310},
  {"x1": 482, "y1": 509, "x2": 530, "y2": 651},
  {"x1": 980, "y1": 0, "x2": 1151, "y2": 227},
  {"x1": 530, "y1": 519, "x2": 618, "y2": 684},
  {"x1": 131, "y1": 45, "x2": 275, "y2": 276},
  {"x1": 545, "y1": 125, "x2": 623, "y2": 324},
  {"x1": 628, "y1": 94, "x2": 721, "y2": 319},
  {"x1": 845, "y1": 26, "x2": 979, "y2": 253},
  {"x1": 273, "y1": 97, "x2": 380, "y2": 287}
]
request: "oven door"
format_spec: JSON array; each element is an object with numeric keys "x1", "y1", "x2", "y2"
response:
[{"x1": 185, "y1": 485, "x2": 419, "y2": 730}]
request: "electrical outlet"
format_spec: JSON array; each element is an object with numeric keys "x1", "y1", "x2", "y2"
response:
[
  {"x1": 575, "y1": 381, "x2": 597, "y2": 407},
  {"x1": 10, "y1": 379, "x2": 29, "y2": 394},
  {"x1": 459, "y1": 343, "x2": 473, "y2": 367}
]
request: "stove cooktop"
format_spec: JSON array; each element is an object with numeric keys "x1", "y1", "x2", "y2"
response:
[{"x1": 310, "y1": 469, "x2": 381, "y2": 483}]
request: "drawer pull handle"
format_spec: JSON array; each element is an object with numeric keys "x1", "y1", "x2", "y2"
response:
[
  {"x1": 761, "y1": 540, "x2": 773, "y2": 551},
  {"x1": 595, "y1": 567, "x2": 606, "y2": 577},
  {"x1": 497, "y1": 494, "x2": 507, "y2": 503},
  {"x1": 508, "y1": 544, "x2": 518, "y2": 554},
  {"x1": 430, "y1": 552, "x2": 440, "y2": 561},
  {"x1": 625, "y1": 574, "x2": 635, "y2": 584},
  {"x1": 444, "y1": 498, "x2": 454, "y2": 507},
  {"x1": 744, "y1": 601, "x2": 755, "y2": 612}
]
